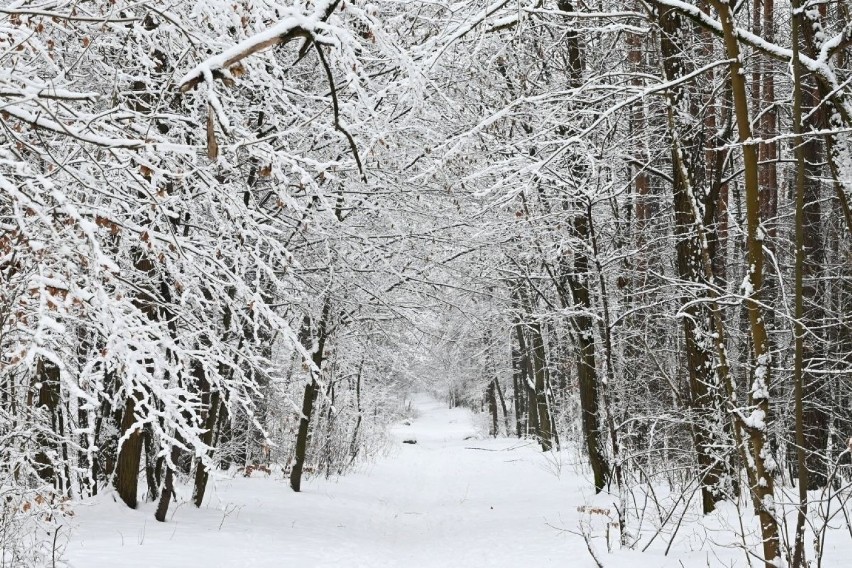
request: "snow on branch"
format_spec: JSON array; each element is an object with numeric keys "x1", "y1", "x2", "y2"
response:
[
  {"x1": 488, "y1": 6, "x2": 648, "y2": 34},
  {"x1": 178, "y1": 0, "x2": 342, "y2": 92},
  {"x1": 0, "y1": 6, "x2": 137, "y2": 23},
  {"x1": 650, "y1": 0, "x2": 852, "y2": 124},
  {"x1": 426, "y1": 0, "x2": 510, "y2": 64},
  {"x1": 822, "y1": 23, "x2": 852, "y2": 62},
  {"x1": 651, "y1": 0, "x2": 840, "y2": 75},
  {"x1": 0, "y1": 87, "x2": 99, "y2": 101},
  {"x1": 3, "y1": 104, "x2": 146, "y2": 149}
]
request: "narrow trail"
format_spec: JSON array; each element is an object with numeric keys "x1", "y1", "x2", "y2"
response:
[{"x1": 64, "y1": 395, "x2": 612, "y2": 567}]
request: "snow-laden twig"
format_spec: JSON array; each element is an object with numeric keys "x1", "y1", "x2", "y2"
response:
[{"x1": 178, "y1": 0, "x2": 343, "y2": 92}]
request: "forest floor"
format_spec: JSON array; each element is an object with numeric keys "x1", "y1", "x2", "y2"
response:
[{"x1": 61, "y1": 395, "x2": 847, "y2": 567}]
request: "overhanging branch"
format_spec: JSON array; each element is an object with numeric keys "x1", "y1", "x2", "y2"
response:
[{"x1": 178, "y1": 0, "x2": 342, "y2": 92}]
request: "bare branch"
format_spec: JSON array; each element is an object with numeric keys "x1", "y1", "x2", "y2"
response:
[{"x1": 314, "y1": 43, "x2": 367, "y2": 186}]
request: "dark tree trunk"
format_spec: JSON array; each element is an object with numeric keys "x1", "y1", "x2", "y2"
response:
[
  {"x1": 791, "y1": 13, "x2": 811, "y2": 563},
  {"x1": 510, "y1": 338, "x2": 524, "y2": 437},
  {"x1": 193, "y1": 389, "x2": 221, "y2": 507},
  {"x1": 94, "y1": 370, "x2": 122, "y2": 486},
  {"x1": 494, "y1": 376, "x2": 510, "y2": 436},
  {"x1": 709, "y1": 0, "x2": 782, "y2": 558},
  {"x1": 555, "y1": 0, "x2": 609, "y2": 491},
  {"x1": 290, "y1": 299, "x2": 332, "y2": 493},
  {"x1": 658, "y1": 7, "x2": 733, "y2": 514},
  {"x1": 215, "y1": 400, "x2": 233, "y2": 470},
  {"x1": 291, "y1": 379, "x2": 319, "y2": 492},
  {"x1": 155, "y1": 444, "x2": 181, "y2": 522},
  {"x1": 115, "y1": 394, "x2": 144, "y2": 509},
  {"x1": 512, "y1": 293, "x2": 539, "y2": 439},
  {"x1": 33, "y1": 358, "x2": 61, "y2": 486},
  {"x1": 528, "y1": 321, "x2": 553, "y2": 451},
  {"x1": 487, "y1": 381, "x2": 498, "y2": 437},
  {"x1": 798, "y1": 11, "x2": 830, "y2": 490},
  {"x1": 566, "y1": 208, "x2": 609, "y2": 491},
  {"x1": 144, "y1": 423, "x2": 160, "y2": 502},
  {"x1": 115, "y1": 246, "x2": 159, "y2": 509}
]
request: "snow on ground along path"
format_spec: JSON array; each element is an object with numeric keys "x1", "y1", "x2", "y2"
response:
[
  {"x1": 64, "y1": 394, "x2": 612, "y2": 567},
  {"x1": 65, "y1": 393, "x2": 798, "y2": 568}
]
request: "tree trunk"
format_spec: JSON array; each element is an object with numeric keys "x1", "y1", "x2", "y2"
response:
[
  {"x1": 708, "y1": 1, "x2": 782, "y2": 561},
  {"x1": 32, "y1": 358, "x2": 61, "y2": 486},
  {"x1": 557, "y1": 0, "x2": 609, "y2": 491},
  {"x1": 291, "y1": 379, "x2": 319, "y2": 493},
  {"x1": 290, "y1": 299, "x2": 332, "y2": 493},
  {"x1": 790, "y1": 9, "x2": 810, "y2": 563},
  {"x1": 625, "y1": 4, "x2": 652, "y2": 290},
  {"x1": 527, "y1": 321, "x2": 553, "y2": 451},
  {"x1": 798, "y1": 7, "x2": 830, "y2": 490},
  {"x1": 192, "y1": 389, "x2": 221, "y2": 507},
  {"x1": 143, "y1": 423, "x2": 160, "y2": 502},
  {"x1": 658, "y1": 6, "x2": 734, "y2": 514},
  {"x1": 115, "y1": 394, "x2": 144, "y2": 509},
  {"x1": 154, "y1": 444, "x2": 181, "y2": 522},
  {"x1": 115, "y1": 246, "x2": 160, "y2": 509},
  {"x1": 564, "y1": 200, "x2": 609, "y2": 492},
  {"x1": 512, "y1": 285, "x2": 539, "y2": 439},
  {"x1": 511, "y1": 337, "x2": 524, "y2": 437},
  {"x1": 494, "y1": 376, "x2": 510, "y2": 437},
  {"x1": 487, "y1": 380, "x2": 498, "y2": 437}
]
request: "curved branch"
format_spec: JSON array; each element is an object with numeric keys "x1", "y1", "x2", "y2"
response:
[{"x1": 314, "y1": 43, "x2": 367, "y2": 186}]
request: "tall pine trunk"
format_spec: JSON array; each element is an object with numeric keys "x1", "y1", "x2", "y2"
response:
[
  {"x1": 790, "y1": 9, "x2": 810, "y2": 563},
  {"x1": 797, "y1": 6, "x2": 830, "y2": 490}
]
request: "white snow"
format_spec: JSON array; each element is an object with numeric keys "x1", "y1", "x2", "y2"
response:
[
  {"x1": 63, "y1": 395, "x2": 601, "y2": 567},
  {"x1": 60, "y1": 395, "x2": 852, "y2": 567}
]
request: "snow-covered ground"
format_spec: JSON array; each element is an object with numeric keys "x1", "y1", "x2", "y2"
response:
[{"x1": 61, "y1": 395, "x2": 849, "y2": 567}]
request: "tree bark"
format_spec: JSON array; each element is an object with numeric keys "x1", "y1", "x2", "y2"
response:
[
  {"x1": 115, "y1": 394, "x2": 144, "y2": 509},
  {"x1": 494, "y1": 376, "x2": 510, "y2": 437},
  {"x1": 192, "y1": 389, "x2": 220, "y2": 507},
  {"x1": 558, "y1": 0, "x2": 609, "y2": 491},
  {"x1": 798, "y1": 6, "x2": 830, "y2": 490},
  {"x1": 487, "y1": 380, "x2": 498, "y2": 437},
  {"x1": 708, "y1": 1, "x2": 782, "y2": 561},
  {"x1": 566, "y1": 209, "x2": 609, "y2": 490},
  {"x1": 790, "y1": 7, "x2": 810, "y2": 563},
  {"x1": 143, "y1": 424, "x2": 160, "y2": 502},
  {"x1": 658, "y1": 6, "x2": 734, "y2": 515},
  {"x1": 115, "y1": 246, "x2": 160, "y2": 509},
  {"x1": 527, "y1": 320, "x2": 553, "y2": 451},
  {"x1": 155, "y1": 444, "x2": 181, "y2": 522},
  {"x1": 32, "y1": 358, "x2": 61, "y2": 486},
  {"x1": 510, "y1": 337, "x2": 524, "y2": 437},
  {"x1": 512, "y1": 284, "x2": 540, "y2": 439},
  {"x1": 290, "y1": 299, "x2": 332, "y2": 493},
  {"x1": 291, "y1": 379, "x2": 318, "y2": 493}
]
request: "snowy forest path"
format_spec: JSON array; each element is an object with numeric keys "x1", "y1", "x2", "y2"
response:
[{"x1": 64, "y1": 394, "x2": 607, "y2": 567}]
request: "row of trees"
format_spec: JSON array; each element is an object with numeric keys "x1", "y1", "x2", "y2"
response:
[
  {"x1": 1, "y1": 1, "x2": 851, "y2": 567},
  {"x1": 425, "y1": 2, "x2": 850, "y2": 567},
  {"x1": 0, "y1": 1, "x2": 441, "y2": 564}
]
